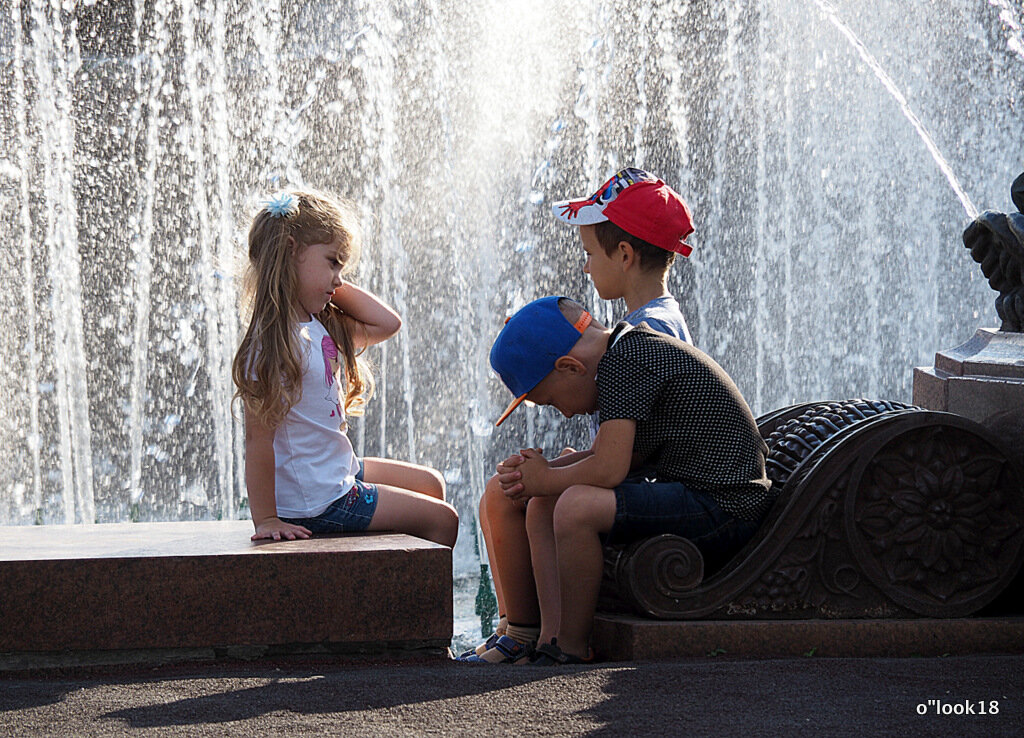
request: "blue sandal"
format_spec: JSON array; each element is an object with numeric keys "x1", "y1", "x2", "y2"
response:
[
  {"x1": 461, "y1": 635, "x2": 534, "y2": 664},
  {"x1": 457, "y1": 631, "x2": 501, "y2": 660}
]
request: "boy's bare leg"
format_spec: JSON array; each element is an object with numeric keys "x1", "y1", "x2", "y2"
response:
[
  {"x1": 478, "y1": 491, "x2": 506, "y2": 617},
  {"x1": 525, "y1": 495, "x2": 562, "y2": 644},
  {"x1": 551, "y1": 484, "x2": 616, "y2": 658},
  {"x1": 482, "y1": 477, "x2": 540, "y2": 626},
  {"x1": 362, "y1": 457, "x2": 446, "y2": 500}
]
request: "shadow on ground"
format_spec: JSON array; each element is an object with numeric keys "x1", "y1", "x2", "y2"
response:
[{"x1": 2, "y1": 654, "x2": 1021, "y2": 736}]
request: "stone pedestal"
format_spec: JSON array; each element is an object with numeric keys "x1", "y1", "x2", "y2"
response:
[
  {"x1": 591, "y1": 614, "x2": 1024, "y2": 660},
  {"x1": 0, "y1": 522, "x2": 452, "y2": 656},
  {"x1": 914, "y1": 329, "x2": 1024, "y2": 617},
  {"x1": 913, "y1": 328, "x2": 1024, "y2": 468}
]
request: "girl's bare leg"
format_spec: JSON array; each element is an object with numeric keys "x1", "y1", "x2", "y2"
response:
[
  {"x1": 362, "y1": 457, "x2": 446, "y2": 500},
  {"x1": 369, "y1": 482, "x2": 459, "y2": 548}
]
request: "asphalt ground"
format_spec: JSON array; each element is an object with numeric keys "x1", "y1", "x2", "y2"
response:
[{"x1": 1, "y1": 652, "x2": 1021, "y2": 737}]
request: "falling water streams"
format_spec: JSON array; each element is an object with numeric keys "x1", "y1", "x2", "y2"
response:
[
  {"x1": 11, "y1": 0, "x2": 41, "y2": 523},
  {"x1": 812, "y1": 0, "x2": 979, "y2": 220},
  {"x1": 990, "y1": 0, "x2": 1024, "y2": 61},
  {"x1": 1, "y1": 0, "x2": 1022, "y2": 647},
  {"x1": 126, "y1": 0, "x2": 165, "y2": 515}
]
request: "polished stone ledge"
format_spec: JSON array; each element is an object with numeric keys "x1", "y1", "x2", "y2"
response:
[
  {"x1": 592, "y1": 614, "x2": 1024, "y2": 660},
  {"x1": 0, "y1": 521, "x2": 452, "y2": 654}
]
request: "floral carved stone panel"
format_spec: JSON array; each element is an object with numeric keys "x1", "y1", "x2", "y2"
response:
[{"x1": 847, "y1": 422, "x2": 1024, "y2": 618}]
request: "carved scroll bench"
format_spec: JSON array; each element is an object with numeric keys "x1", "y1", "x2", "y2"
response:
[{"x1": 599, "y1": 399, "x2": 1024, "y2": 619}]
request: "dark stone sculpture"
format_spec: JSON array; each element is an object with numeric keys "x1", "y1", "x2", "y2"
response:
[
  {"x1": 600, "y1": 399, "x2": 1024, "y2": 619},
  {"x1": 962, "y1": 172, "x2": 1024, "y2": 332},
  {"x1": 915, "y1": 172, "x2": 1024, "y2": 472}
]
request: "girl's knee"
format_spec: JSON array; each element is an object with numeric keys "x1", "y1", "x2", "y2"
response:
[
  {"x1": 416, "y1": 499, "x2": 459, "y2": 548},
  {"x1": 435, "y1": 502, "x2": 460, "y2": 548},
  {"x1": 424, "y1": 467, "x2": 446, "y2": 500}
]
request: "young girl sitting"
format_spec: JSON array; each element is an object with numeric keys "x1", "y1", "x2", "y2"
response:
[{"x1": 232, "y1": 189, "x2": 459, "y2": 547}]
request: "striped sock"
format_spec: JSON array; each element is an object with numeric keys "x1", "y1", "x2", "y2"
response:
[{"x1": 503, "y1": 622, "x2": 540, "y2": 647}]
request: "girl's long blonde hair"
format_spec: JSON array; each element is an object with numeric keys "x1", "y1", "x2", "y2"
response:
[{"x1": 232, "y1": 189, "x2": 375, "y2": 429}]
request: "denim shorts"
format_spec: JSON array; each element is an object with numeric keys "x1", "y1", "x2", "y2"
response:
[
  {"x1": 281, "y1": 476, "x2": 378, "y2": 533},
  {"x1": 608, "y1": 475, "x2": 759, "y2": 568}
]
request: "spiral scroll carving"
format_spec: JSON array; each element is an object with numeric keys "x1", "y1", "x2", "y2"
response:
[
  {"x1": 616, "y1": 535, "x2": 704, "y2": 618},
  {"x1": 598, "y1": 401, "x2": 1024, "y2": 620}
]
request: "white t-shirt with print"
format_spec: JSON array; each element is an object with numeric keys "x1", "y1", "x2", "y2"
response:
[{"x1": 272, "y1": 317, "x2": 359, "y2": 518}]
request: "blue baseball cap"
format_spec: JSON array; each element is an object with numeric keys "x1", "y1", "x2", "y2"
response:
[{"x1": 489, "y1": 296, "x2": 593, "y2": 426}]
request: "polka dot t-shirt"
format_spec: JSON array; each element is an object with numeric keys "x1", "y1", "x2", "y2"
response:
[{"x1": 597, "y1": 323, "x2": 774, "y2": 522}]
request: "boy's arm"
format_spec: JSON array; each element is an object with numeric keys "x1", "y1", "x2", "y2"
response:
[
  {"x1": 512, "y1": 419, "x2": 635, "y2": 498},
  {"x1": 245, "y1": 409, "x2": 311, "y2": 541},
  {"x1": 548, "y1": 449, "x2": 594, "y2": 468},
  {"x1": 330, "y1": 281, "x2": 401, "y2": 351}
]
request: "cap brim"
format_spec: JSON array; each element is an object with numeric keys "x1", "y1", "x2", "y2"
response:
[
  {"x1": 495, "y1": 393, "x2": 528, "y2": 426},
  {"x1": 551, "y1": 199, "x2": 610, "y2": 226}
]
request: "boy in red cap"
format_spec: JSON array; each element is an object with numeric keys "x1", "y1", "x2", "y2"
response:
[
  {"x1": 556, "y1": 167, "x2": 694, "y2": 340},
  {"x1": 462, "y1": 170, "x2": 701, "y2": 663},
  {"x1": 486, "y1": 296, "x2": 771, "y2": 664}
]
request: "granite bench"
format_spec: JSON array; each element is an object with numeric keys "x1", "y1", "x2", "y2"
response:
[{"x1": 0, "y1": 521, "x2": 452, "y2": 658}]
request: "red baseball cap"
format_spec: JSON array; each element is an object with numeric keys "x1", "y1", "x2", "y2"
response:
[{"x1": 552, "y1": 168, "x2": 694, "y2": 257}]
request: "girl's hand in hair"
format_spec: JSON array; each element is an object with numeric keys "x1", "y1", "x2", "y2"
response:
[{"x1": 330, "y1": 281, "x2": 401, "y2": 350}]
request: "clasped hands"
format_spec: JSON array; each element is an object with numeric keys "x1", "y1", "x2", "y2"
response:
[
  {"x1": 496, "y1": 447, "x2": 553, "y2": 502},
  {"x1": 497, "y1": 446, "x2": 580, "y2": 501}
]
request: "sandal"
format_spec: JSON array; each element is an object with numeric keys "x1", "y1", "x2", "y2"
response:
[
  {"x1": 529, "y1": 639, "x2": 594, "y2": 666},
  {"x1": 461, "y1": 635, "x2": 534, "y2": 664},
  {"x1": 457, "y1": 631, "x2": 501, "y2": 660}
]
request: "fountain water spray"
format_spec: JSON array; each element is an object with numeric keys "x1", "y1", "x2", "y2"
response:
[
  {"x1": 811, "y1": 0, "x2": 979, "y2": 220},
  {"x1": 2, "y1": 0, "x2": 1023, "y2": 648}
]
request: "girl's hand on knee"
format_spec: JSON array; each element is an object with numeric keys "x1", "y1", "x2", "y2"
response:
[{"x1": 252, "y1": 518, "x2": 312, "y2": 541}]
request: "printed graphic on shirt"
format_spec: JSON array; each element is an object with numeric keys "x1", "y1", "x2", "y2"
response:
[{"x1": 320, "y1": 334, "x2": 347, "y2": 431}]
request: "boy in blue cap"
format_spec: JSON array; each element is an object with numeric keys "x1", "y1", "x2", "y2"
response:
[
  {"x1": 464, "y1": 169, "x2": 697, "y2": 663},
  {"x1": 488, "y1": 296, "x2": 772, "y2": 664}
]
